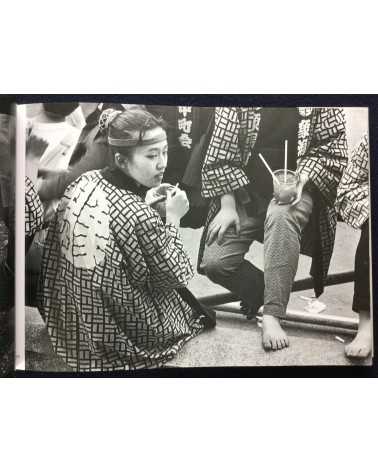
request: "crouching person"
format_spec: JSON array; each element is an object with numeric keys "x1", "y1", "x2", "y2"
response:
[{"x1": 38, "y1": 107, "x2": 215, "y2": 372}]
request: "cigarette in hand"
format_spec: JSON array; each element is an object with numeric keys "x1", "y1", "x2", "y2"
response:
[
  {"x1": 170, "y1": 183, "x2": 180, "y2": 197},
  {"x1": 148, "y1": 194, "x2": 167, "y2": 206},
  {"x1": 148, "y1": 183, "x2": 180, "y2": 206}
]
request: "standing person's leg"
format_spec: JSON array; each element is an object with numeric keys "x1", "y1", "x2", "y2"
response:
[
  {"x1": 201, "y1": 204, "x2": 265, "y2": 315},
  {"x1": 262, "y1": 191, "x2": 313, "y2": 350},
  {"x1": 345, "y1": 220, "x2": 372, "y2": 358}
]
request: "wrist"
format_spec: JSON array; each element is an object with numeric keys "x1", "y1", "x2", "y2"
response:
[
  {"x1": 298, "y1": 173, "x2": 310, "y2": 185},
  {"x1": 166, "y1": 214, "x2": 180, "y2": 227},
  {"x1": 220, "y1": 192, "x2": 236, "y2": 210}
]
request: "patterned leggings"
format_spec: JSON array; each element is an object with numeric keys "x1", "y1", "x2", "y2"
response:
[{"x1": 201, "y1": 191, "x2": 313, "y2": 317}]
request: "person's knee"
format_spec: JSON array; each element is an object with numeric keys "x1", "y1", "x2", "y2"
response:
[
  {"x1": 265, "y1": 200, "x2": 310, "y2": 233},
  {"x1": 201, "y1": 250, "x2": 241, "y2": 284},
  {"x1": 266, "y1": 201, "x2": 288, "y2": 219}
]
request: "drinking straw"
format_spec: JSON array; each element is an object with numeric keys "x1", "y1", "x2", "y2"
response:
[
  {"x1": 284, "y1": 139, "x2": 288, "y2": 183},
  {"x1": 258, "y1": 153, "x2": 280, "y2": 186}
]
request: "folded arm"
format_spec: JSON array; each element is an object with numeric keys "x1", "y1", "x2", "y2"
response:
[{"x1": 297, "y1": 107, "x2": 348, "y2": 205}]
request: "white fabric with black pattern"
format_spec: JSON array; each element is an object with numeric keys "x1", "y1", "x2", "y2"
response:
[{"x1": 38, "y1": 170, "x2": 203, "y2": 371}]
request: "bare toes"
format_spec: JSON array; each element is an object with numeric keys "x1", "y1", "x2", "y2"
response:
[
  {"x1": 345, "y1": 343, "x2": 366, "y2": 358},
  {"x1": 347, "y1": 348, "x2": 356, "y2": 357},
  {"x1": 360, "y1": 348, "x2": 370, "y2": 358},
  {"x1": 263, "y1": 337, "x2": 272, "y2": 350},
  {"x1": 345, "y1": 346, "x2": 352, "y2": 357}
]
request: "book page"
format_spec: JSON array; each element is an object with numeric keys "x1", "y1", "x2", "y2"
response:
[{"x1": 19, "y1": 100, "x2": 373, "y2": 373}]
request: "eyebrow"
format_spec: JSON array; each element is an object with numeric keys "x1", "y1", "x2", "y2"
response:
[{"x1": 145, "y1": 145, "x2": 168, "y2": 152}]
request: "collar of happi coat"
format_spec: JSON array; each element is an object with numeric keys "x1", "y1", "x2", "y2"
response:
[
  {"x1": 101, "y1": 166, "x2": 148, "y2": 199},
  {"x1": 297, "y1": 107, "x2": 314, "y2": 157}
]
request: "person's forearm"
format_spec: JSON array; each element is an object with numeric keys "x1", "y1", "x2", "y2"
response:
[
  {"x1": 38, "y1": 172, "x2": 67, "y2": 201},
  {"x1": 25, "y1": 159, "x2": 40, "y2": 188},
  {"x1": 63, "y1": 143, "x2": 109, "y2": 195}
]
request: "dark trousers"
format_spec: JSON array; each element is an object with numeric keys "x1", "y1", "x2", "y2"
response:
[{"x1": 353, "y1": 220, "x2": 370, "y2": 313}]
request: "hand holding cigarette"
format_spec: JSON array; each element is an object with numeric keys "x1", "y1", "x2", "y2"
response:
[
  {"x1": 146, "y1": 183, "x2": 186, "y2": 222},
  {"x1": 146, "y1": 183, "x2": 179, "y2": 206},
  {"x1": 166, "y1": 185, "x2": 189, "y2": 221}
]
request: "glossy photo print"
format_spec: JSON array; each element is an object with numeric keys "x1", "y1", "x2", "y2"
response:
[{"x1": 22, "y1": 103, "x2": 372, "y2": 373}]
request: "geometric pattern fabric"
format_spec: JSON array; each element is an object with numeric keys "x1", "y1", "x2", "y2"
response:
[
  {"x1": 38, "y1": 170, "x2": 203, "y2": 371},
  {"x1": 199, "y1": 107, "x2": 348, "y2": 294},
  {"x1": 25, "y1": 176, "x2": 44, "y2": 237},
  {"x1": 337, "y1": 134, "x2": 369, "y2": 229}
]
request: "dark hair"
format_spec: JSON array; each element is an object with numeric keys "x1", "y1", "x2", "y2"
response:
[
  {"x1": 102, "y1": 102, "x2": 127, "y2": 112},
  {"x1": 109, "y1": 107, "x2": 166, "y2": 159},
  {"x1": 43, "y1": 102, "x2": 79, "y2": 118}
]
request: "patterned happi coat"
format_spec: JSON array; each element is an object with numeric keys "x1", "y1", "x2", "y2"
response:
[
  {"x1": 25, "y1": 176, "x2": 44, "y2": 237},
  {"x1": 38, "y1": 169, "x2": 203, "y2": 371},
  {"x1": 337, "y1": 134, "x2": 369, "y2": 229},
  {"x1": 198, "y1": 107, "x2": 348, "y2": 296}
]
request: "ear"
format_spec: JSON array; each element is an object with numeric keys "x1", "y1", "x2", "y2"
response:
[{"x1": 115, "y1": 152, "x2": 127, "y2": 170}]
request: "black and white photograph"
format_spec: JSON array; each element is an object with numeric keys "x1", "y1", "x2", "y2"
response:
[
  {"x1": 2, "y1": 3, "x2": 378, "y2": 472},
  {"x1": 21, "y1": 102, "x2": 373, "y2": 372}
]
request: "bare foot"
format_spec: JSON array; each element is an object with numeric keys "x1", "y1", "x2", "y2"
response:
[
  {"x1": 345, "y1": 310, "x2": 372, "y2": 359},
  {"x1": 262, "y1": 314, "x2": 289, "y2": 351}
]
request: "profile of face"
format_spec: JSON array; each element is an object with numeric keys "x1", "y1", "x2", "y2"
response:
[{"x1": 116, "y1": 127, "x2": 168, "y2": 188}]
